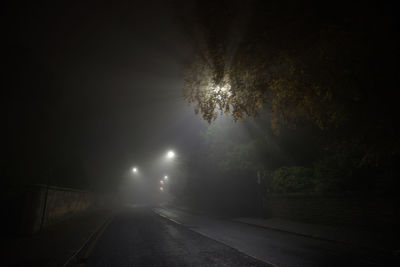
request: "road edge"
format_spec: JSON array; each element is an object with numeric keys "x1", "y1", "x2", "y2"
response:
[
  {"x1": 152, "y1": 208, "x2": 277, "y2": 267},
  {"x1": 63, "y1": 213, "x2": 114, "y2": 267}
]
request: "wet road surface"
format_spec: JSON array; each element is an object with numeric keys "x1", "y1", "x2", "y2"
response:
[
  {"x1": 154, "y1": 207, "x2": 399, "y2": 267},
  {"x1": 77, "y1": 206, "x2": 398, "y2": 267},
  {"x1": 82, "y1": 207, "x2": 269, "y2": 266}
]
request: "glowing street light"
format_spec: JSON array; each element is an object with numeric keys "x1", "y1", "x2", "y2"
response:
[
  {"x1": 160, "y1": 180, "x2": 164, "y2": 185},
  {"x1": 132, "y1": 167, "x2": 138, "y2": 173},
  {"x1": 160, "y1": 187, "x2": 164, "y2": 192},
  {"x1": 166, "y1": 150, "x2": 175, "y2": 159},
  {"x1": 164, "y1": 175, "x2": 168, "y2": 180}
]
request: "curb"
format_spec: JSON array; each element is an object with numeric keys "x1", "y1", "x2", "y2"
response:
[
  {"x1": 152, "y1": 208, "x2": 277, "y2": 267},
  {"x1": 233, "y1": 219, "x2": 397, "y2": 256},
  {"x1": 165, "y1": 204, "x2": 399, "y2": 257},
  {"x1": 63, "y1": 213, "x2": 114, "y2": 267}
]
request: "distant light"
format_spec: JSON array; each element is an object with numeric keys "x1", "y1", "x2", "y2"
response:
[
  {"x1": 132, "y1": 167, "x2": 138, "y2": 173},
  {"x1": 164, "y1": 175, "x2": 168, "y2": 180},
  {"x1": 160, "y1": 180, "x2": 164, "y2": 185},
  {"x1": 167, "y1": 150, "x2": 175, "y2": 159},
  {"x1": 160, "y1": 187, "x2": 164, "y2": 191}
]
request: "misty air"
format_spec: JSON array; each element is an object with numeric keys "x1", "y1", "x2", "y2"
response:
[{"x1": 3, "y1": 0, "x2": 400, "y2": 266}]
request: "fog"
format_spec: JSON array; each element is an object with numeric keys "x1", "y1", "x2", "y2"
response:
[{"x1": 3, "y1": 1, "x2": 400, "y2": 265}]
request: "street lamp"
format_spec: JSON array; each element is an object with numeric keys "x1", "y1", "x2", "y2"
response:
[
  {"x1": 164, "y1": 175, "x2": 168, "y2": 180},
  {"x1": 160, "y1": 187, "x2": 164, "y2": 192},
  {"x1": 166, "y1": 150, "x2": 175, "y2": 159},
  {"x1": 160, "y1": 180, "x2": 164, "y2": 185},
  {"x1": 132, "y1": 167, "x2": 138, "y2": 173}
]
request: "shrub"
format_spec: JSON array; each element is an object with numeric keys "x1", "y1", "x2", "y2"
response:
[{"x1": 269, "y1": 166, "x2": 314, "y2": 193}]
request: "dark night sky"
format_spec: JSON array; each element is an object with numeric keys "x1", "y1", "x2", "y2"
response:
[{"x1": 2, "y1": 0, "x2": 207, "y2": 188}]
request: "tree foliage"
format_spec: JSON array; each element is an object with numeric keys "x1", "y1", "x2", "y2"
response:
[
  {"x1": 268, "y1": 166, "x2": 314, "y2": 194},
  {"x1": 177, "y1": 0, "x2": 400, "y2": 164}
]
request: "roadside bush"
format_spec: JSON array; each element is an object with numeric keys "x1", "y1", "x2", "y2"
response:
[{"x1": 269, "y1": 166, "x2": 314, "y2": 193}]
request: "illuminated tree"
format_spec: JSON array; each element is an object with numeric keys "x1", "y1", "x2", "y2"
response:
[
  {"x1": 180, "y1": 1, "x2": 346, "y2": 131},
  {"x1": 179, "y1": 0, "x2": 399, "y2": 164}
]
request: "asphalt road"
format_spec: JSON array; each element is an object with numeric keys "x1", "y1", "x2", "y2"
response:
[
  {"x1": 76, "y1": 206, "x2": 398, "y2": 267},
  {"x1": 154, "y1": 207, "x2": 399, "y2": 267},
  {"x1": 80, "y1": 207, "x2": 269, "y2": 267}
]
